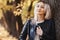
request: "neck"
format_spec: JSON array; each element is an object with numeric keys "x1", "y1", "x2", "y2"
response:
[{"x1": 37, "y1": 14, "x2": 45, "y2": 22}]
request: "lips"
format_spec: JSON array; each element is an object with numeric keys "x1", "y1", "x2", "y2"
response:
[{"x1": 38, "y1": 10, "x2": 41, "y2": 12}]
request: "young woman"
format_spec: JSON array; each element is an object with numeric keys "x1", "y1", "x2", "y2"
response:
[{"x1": 19, "y1": 1, "x2": 56, "y2": 40}]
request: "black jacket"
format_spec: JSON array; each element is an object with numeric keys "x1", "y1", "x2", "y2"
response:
[{"x1": 19, "y1": 19, "x2": 56, "y2": 40}]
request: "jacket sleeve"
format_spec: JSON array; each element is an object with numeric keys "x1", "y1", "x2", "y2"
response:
[
  {"x1": 19, "y1": 20, "x2": 30, "y2": 40},
  {"x1": 49, "y1": 20, "x2": 56, "y2": 40},
  {"x1": 42, "y1": 20, "x2": 56, "y2": 40}
]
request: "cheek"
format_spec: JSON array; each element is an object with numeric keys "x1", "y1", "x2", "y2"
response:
[
  {"x1": 41, "y1": 8, "x2": 44, "y2": 11},
  {"x1": 34, "y1": 8, "x2": 38, "y2": 13},
  {"x1": 41, "y1": 9, "x2": 45, "y2": 13}
]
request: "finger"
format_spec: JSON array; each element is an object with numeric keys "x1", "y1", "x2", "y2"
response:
[
  {"x1": 38, "y1": 26, "x2": 41, "y2": 29},
  {"x1": 37, "y1": 27, "x2": 39, "y2": 30},
  {"x1": 37, "y1": 27, "x2": 40, "y2": 30}
]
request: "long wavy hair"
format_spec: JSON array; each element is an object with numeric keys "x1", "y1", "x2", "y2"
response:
[{"x1": 34, "y1": 2, "x2": 51, "y2": 21}]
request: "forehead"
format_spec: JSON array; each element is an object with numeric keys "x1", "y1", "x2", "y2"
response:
[{"x1": 35, "y1": 2, "x2": 45, "y2": 7}]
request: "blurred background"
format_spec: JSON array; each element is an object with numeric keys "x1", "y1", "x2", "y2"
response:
[
  {"x1": 0, "y1": 0, "x2": 60, "y2": 40},
  {"x1": 0, "y1": 0, "x2": 39, "y2": 40}
]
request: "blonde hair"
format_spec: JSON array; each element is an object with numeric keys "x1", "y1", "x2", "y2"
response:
[{"x1": 34, "y1": 2, "x2": 51, "y2": 21}]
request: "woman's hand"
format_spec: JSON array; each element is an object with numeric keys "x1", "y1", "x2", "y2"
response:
[{"x1": 36, "y1": 26, "x2": 43, "y2": 36}]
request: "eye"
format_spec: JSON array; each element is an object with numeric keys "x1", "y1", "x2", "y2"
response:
[
  {"x1": 37, "y1": 5, "x2": 39, "y2": 7},
  {"x1": 41, "y1": 6, "x2": 44, "y2": 8}
]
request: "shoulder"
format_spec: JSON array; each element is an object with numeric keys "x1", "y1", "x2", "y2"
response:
[
  {"x1": 25, "y1": 18, "x2": 34, "y2": 24},
  {"x1": 45, "y1": 19, "x2": 55, "y2": 25},
  {"x1": 45, "y1": 19, "x2": 54, "y2": 22},
  {"x1": 27, "y1": 18, "x2": 36, "y2": 25}
]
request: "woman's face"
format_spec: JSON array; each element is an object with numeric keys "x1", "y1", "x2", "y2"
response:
[{"x1": 35, "y1": 2, "x2": 45, "y2": 15}]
